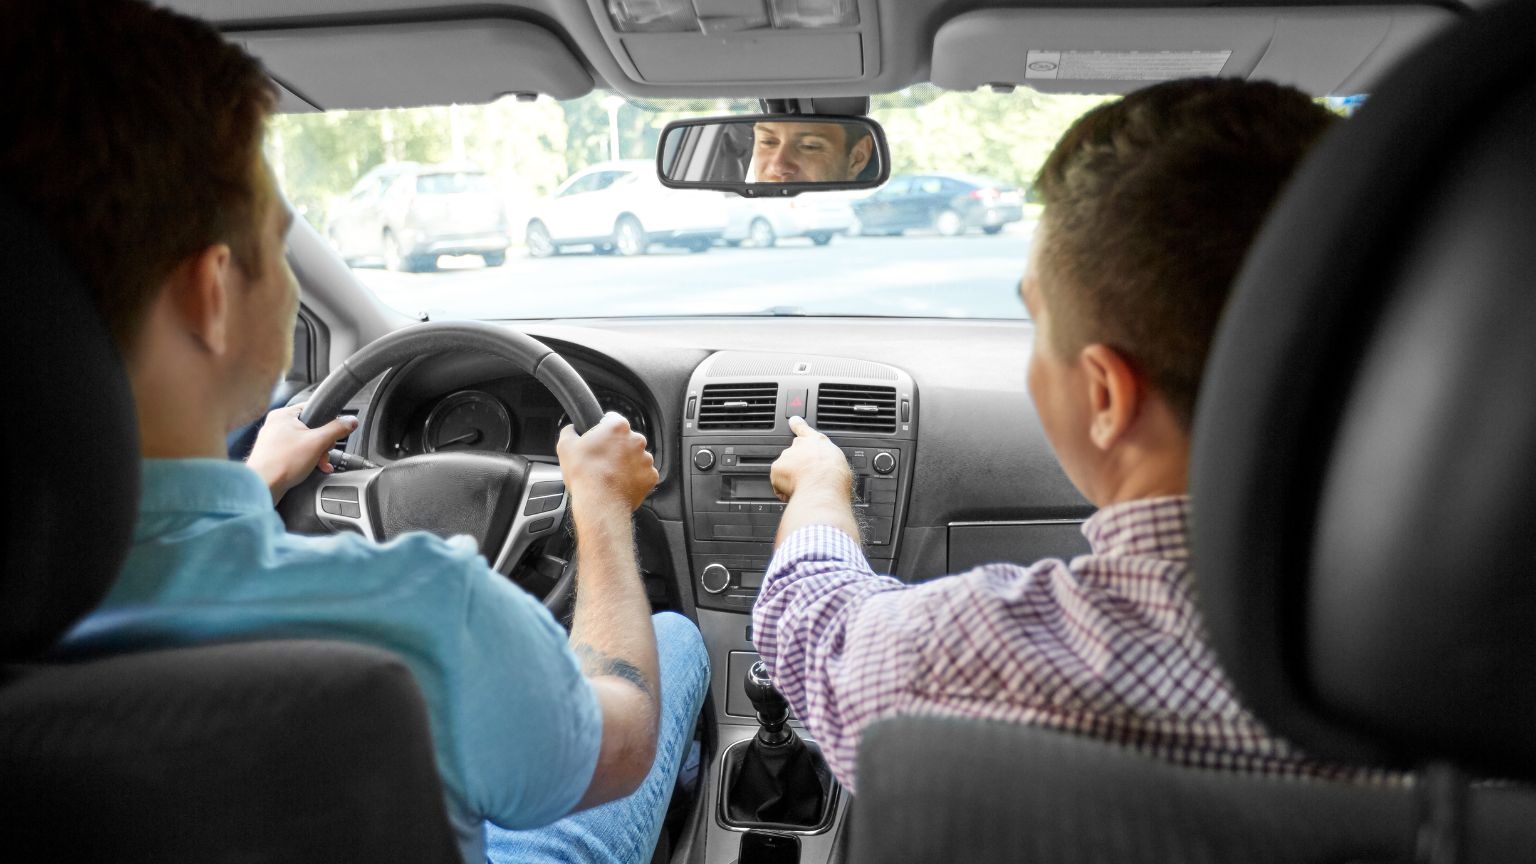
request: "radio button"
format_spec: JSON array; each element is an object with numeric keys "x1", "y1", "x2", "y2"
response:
[
  {"x1": 694, "y1": 448, "x2": 716, "y2": 471},
  {"x1": 701, "y1": 564, "x2": 731, "y2": 594},
  {"x1": 872, "y1": 452, "x2": 896, "y2": 475}
]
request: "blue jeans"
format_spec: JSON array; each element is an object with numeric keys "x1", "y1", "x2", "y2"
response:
[{"x1": 486, "y1": 612, "x2": 710, "y2": 864}]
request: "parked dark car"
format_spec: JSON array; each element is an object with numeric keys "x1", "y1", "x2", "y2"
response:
[{"x1": 852, "y1": 173, "x2": 1025, "y2": 237}]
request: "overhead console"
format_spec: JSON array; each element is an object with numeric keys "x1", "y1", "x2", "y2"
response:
[
  {"x1": 583, "y1": 0, "x2": 883, "y2": 97},
  {"x1": 682, "y1": 351, "x2": 916, "y2": 613}
]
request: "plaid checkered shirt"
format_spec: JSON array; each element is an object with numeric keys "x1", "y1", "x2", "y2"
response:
[{"x1": 753, "y1": 495, "x2": 1360, "y2": 792}]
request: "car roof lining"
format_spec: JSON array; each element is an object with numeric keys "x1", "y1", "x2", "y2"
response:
[{"x1": 161, "y1": 0, "x2": 1483, "y2": 108}]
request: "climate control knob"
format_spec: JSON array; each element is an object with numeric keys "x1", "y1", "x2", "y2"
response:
[
  {"x1": 694, "y1": 448, "x2": 716, "y2": 471},
  {"x1": 872, "y1": 451, "x2": 896, "y2": 475},
  {"x1": 701, "y1": 563, "x2": 731, "y2": 594}
]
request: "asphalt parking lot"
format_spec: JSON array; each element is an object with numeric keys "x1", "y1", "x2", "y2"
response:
[{"x1": 352, "y1": 223, "x2": 1037, "y2": 321}]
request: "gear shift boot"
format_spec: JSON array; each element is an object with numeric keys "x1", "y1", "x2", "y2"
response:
[{"x1": 721, "y1": 661, "x2": 837, "y2": 831}]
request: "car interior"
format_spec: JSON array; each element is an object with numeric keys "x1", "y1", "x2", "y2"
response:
[{"x1": 2, "y1": 0, "x2": 1533, "y2": 862}]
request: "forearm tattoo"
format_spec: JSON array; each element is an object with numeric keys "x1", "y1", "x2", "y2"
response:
[{"x1": 573, "y1": 643, "x2": 654, "y2": 702}]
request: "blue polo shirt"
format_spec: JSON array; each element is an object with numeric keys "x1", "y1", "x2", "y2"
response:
[{"x1": 56, "y1": 458, "x2": 603, "y2": 862}]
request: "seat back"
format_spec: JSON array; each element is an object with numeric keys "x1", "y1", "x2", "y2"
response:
[
  {"x1": 850, "y1": 718, "x2": 1536, "y2": 864},
  {"x1": 0, "y1": 191, "x2": 458, "y2": 860},
  {"x1": 0, "y1": 640, "x2": 460, "y2": 863}
]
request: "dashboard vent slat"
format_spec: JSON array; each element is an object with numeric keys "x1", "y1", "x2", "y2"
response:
[
  {"x1": 698, "y1": 383, "x2": 778, "y2": 430},
  {"x1": 816, "y1": 384, "x2": 898, "y2": 434}
]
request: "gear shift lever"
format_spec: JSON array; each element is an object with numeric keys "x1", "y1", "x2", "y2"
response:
[
  {"x1": 725, "y1": 661, "x2": 831, "y2": 828},
  {"x1": 744, "y1": 660, "x2": 792, "y2": 746}
]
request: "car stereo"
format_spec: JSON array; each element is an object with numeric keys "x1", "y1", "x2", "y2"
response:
[{"x1": 682, "y1": 352, "x2": 917, "y2": 612}]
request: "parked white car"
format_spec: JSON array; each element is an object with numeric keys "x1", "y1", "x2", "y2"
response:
[
  {"x1": 327, "y1": 163, "x2": 511, "y2": 272},
  {"x1": 722, "y1": 192, "x2": 859, "y2": 248},
  {"x1": 525, "y1": 160, "x2": 727, "y2": 257}
]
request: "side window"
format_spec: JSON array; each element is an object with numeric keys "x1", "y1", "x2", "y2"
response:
[
  {"x1": 589, "y1": 171, "x2": 623, "y2": 192},
  {"x1": 918, "y1": 178, "x2": 944, "y2": 195},
  {"x1": 558, "y1": 174, "x2": 596, "y2": 197},
  {"x1": 881, "y1": 178, "x2": 911, "y2": 197}
]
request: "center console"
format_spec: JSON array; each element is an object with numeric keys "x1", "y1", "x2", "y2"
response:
[
  {"x1": 683, "y1": 351, "x2": 917, "y2": 863},
  {"x1": 682, "y1": 351, "x2": 918, "y2": 613}
]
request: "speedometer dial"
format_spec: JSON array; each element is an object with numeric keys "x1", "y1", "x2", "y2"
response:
[{"x1": 423, "y1": 390, "x2": 514, "y2": 454}]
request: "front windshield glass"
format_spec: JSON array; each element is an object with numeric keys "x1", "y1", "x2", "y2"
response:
[{"x1": 269, "y1": 87, "x2": 1114, "y2": 320}]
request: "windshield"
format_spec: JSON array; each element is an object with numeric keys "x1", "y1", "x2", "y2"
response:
[{"x1": 269, "y1": 88, "x2": 1115, "y2": 320}]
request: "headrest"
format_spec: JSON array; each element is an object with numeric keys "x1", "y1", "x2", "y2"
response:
[
  {"x1": 1192, "y1": 0, "x2": 1536, "y2": 779},
  {"x1": 0, "y1": 191, "x2": 139, "y2": 660}
]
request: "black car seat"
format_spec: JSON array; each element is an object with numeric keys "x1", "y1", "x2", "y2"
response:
[
  {"x1": 0, "y1": 189, "x2": 460, "y2": 862},
  {"x1": 848, "y1": 0, "x2": 1536, "y2": 861}
]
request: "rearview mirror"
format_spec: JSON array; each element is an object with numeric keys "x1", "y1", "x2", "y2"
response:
[{"x1": 657, "y1": 114, "x2": 889, "y2": 197}]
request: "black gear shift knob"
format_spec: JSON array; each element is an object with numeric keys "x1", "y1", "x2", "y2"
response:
[{"x1": 744, "y1": 660, "x2": 791, "y2": 743}]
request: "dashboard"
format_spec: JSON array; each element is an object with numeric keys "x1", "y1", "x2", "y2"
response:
[{"x1": 305, "y1": 315, "x2": 1096, "y2": 864}]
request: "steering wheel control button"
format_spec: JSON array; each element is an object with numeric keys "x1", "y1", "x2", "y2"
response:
[
  {"x1": 694, "y1": 448, "x2": 716, "y2": 471},
  {"x1": 529, "y1": 480, "x2": 565, "y2": 497},
  {"x1": 701, "y1": 563, "x2": 731, "y2": 594},
  {"x1": 320, "y1": 486, "x2": 359, "y2": 503},
  {"x1": 527, "y1": 516, "x2": 556, "y2": 534},
  {"x1": 320, "y1": 499, "x2": 362, "y2": 519},
  {"x1": 872, "y1": 451, "x2": 896, "y2": 475},
  {"x1": 523, "y1": 495, "x2": 562, "y2": 516}
]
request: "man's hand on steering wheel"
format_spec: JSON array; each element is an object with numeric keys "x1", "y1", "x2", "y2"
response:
[
  {"x1": 557, "y1": 412, "x2": 658, "y2": 515},
  {"x1": 248, "y1": 403, "x2": 359, "y2": 503}
]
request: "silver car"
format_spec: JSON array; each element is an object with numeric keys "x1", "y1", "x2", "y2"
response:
[{"x1": 327, "y1": 163, "x2": 510, "y2": 272}]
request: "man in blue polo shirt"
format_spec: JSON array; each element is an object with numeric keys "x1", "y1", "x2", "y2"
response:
[{"x1": 3, "y1": 2, "x2": 707, "y2": 861}]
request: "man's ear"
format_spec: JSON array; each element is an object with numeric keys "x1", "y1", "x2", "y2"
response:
[
  {"x1": 1079, "y1": 343, "x2": 1143, "y2": 451},
  {"x1": 165, "y1": 244, "x2": 233, "y2": 356},
  {"x1": 847, "y1": 134, "x2": 873, "y2": 178}
]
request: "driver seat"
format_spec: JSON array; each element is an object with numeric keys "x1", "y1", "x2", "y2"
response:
[
  {"x1": 848, "y1": 0, "x2": 1536, "y2": 860},
  {"x1": 0, "y1": 189, "x2": 459, "y2": 862}
]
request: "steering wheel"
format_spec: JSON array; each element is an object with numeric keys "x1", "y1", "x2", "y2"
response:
[{"x1": 297, "y1": 321, "x2": 603, "y2": 612}]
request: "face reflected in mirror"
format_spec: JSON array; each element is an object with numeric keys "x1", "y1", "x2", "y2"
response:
[{"x1": 751, "y1": 121, "x2": 874, "y2": 183}]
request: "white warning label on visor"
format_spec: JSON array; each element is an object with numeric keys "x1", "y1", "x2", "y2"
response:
[{"x1": 1024, "y1": 50, "x2": 1232, "y2": 81}]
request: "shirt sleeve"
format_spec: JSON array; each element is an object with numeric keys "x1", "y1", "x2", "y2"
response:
[
  {"x1": 753, "y1": 523, "x2": 1120, "y2": 793},
  {"x1": 752, "y1": 524, "x2": 915, "y2": 791},
  {"x1": 450, "y1": 558, "x2": 603, "y2": 830}
]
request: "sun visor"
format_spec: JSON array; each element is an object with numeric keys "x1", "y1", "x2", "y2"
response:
[
  {"x1": 931, "y1": 6, "x2": 1455, "y2": 96},
  {"x1": 233, "y1": 19, "x2": 592, "y2": 111},
  {"x1": 270, "y1": 78, "x2": 318, "y2": 114}
]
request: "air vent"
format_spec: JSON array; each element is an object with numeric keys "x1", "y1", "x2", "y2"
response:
[
  {"x1": 698, "y1": 383, "x2": 778, "y2": 430},
  {"x1": 816, "y1": 384, "x2": 897, "y2": 433}
]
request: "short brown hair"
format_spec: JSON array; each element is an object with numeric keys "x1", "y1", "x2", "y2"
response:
[
  {"x1": 1034, "y1": 78, "x2": 1335, "y2": 428},
  {"x1": 0, "y1": 0, "x2": 276, "y2": 353}
]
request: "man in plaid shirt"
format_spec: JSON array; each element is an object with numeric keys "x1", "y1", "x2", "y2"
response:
[{"x1": 753, "y1": 79, "x2": 1348, "y2": 792}]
